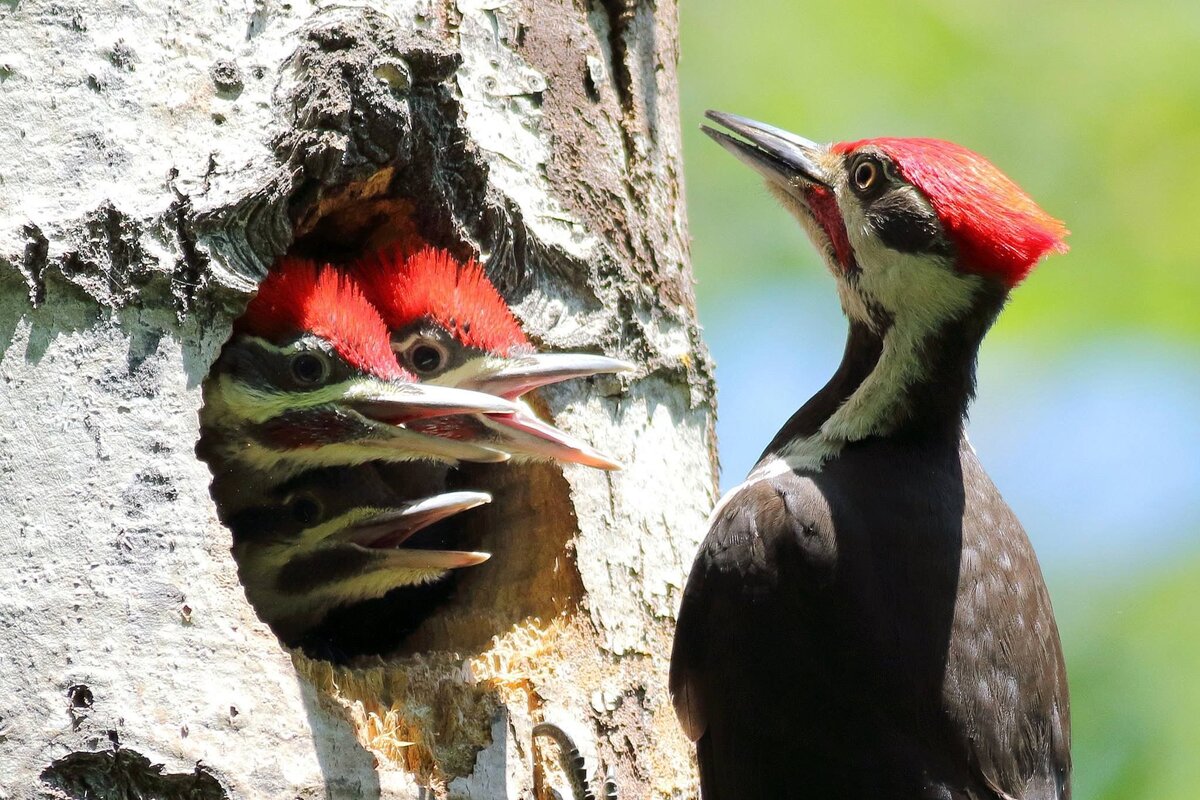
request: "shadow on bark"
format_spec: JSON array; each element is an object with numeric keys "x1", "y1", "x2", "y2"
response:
[{"x1": 41, "y1": 748, "x2": 228, "y2": 800}]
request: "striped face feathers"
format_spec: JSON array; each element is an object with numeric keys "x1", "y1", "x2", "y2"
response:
[
  {"x1": 703, "y1": 113, "x2": 1072, "y2": 470},
  {"x1": 700, "y1": 113, "x2": 1067, "y2": 293},
  {"x1": 832, "y1": 137, "x2": 1069, "y2": 288}
]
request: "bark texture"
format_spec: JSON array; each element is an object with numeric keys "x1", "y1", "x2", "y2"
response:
[{"x1": 0, "y1": 1, "x2": 713, "y2": 797}]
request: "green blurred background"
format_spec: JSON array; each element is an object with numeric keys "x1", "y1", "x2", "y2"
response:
[{"x1": 677, "y1": 1, "x2": 1200, "y2": 797}]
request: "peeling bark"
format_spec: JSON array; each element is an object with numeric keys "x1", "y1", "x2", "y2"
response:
[{"x1": 0, "y1": 1, "x2": 712, "y2": 797}]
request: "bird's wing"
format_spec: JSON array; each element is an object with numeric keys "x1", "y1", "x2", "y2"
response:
[
  {"x1": 669, "y1": 470, "x2": 836, "y2": 742},
  {"x1": 951, "y1": 452, "x2": 1074, "y2": 800}
]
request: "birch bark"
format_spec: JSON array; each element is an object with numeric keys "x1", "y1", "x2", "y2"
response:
[{"x1": 0, "y1": 1, "x2": 713, "y2": 797}]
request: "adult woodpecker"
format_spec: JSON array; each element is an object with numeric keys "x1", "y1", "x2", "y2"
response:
[
  {"x1": 355, "y1": 245, "x2": 633, "y2": 469},
  {"x1": 670, "y1": 112, "x2": 1071, "y2": 799},
  {"x1": 224, "y1": 465, "x2": 492, "y2": 643}
]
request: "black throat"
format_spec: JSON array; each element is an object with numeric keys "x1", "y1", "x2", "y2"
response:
[{"x1": 758, "y1": 282, "x2": 1008, "y2": 466}]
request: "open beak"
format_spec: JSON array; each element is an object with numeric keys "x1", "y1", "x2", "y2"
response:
[
  {"x1": 335, "y1": 491, "x2": 492, "y2": 549},
  {"x1": 343, "y1": 379, "x2": 521, "y2": 424},
  {"x1": 399, "y1": 350, "x2": 628, "y2": 468},
  {"x1": 338, "y1": 379, "x2": 525, "y2": 463},
  {"x1": 701, "y1": 110, "x2": 832, "y2": 191},
  {"x1": 407, "y1": 407, "x2": 623, "y2": 470},
  {"x1": 330, "y1": 491, "x2": 493, "y2": 570},
  {"x1": 463, "y1": 352, "x2": 635, "y2": 400},
  {"x1": 479, "y1": 411, "x2": 622, "y2": 470}
]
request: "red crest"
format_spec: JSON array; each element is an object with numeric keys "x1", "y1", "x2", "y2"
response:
[
  {"x1": 237, "y1": 257, "x2": 405, "y2": 380},
  {"x1": 357, "y1": 245, "x2": 530, "y2": 355},
  {"x1": 833, "y1": 138, "x2": 1068, "y2": 286}
]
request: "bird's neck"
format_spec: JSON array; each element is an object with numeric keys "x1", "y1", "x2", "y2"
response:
[{"x1": 755, "y1": 288, "x2": 1004, "y2": 475}]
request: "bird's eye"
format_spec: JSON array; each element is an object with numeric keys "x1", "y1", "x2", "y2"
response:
[
  {"x1": 408, "y1": 341, "x2": 446, "y2": 374},
  {"x1": 290, "y1": 494, "x2": 322, "y2": 525},
  {"x1": 290, "y1": 352, "x2": 330, "y2": 386},
  {"x1": 852, "y1": 157, "x2": 881, "y2": 193}
]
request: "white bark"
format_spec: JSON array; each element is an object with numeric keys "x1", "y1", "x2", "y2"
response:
[{"x1": 0, "y1": 1, "x2": 713, "y2": 798}]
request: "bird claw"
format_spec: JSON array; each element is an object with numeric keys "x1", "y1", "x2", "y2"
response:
[
  {"x1": 532, "y1": 716, "x2": 619, "y2": 800},
  {"x1": 600, "y1": 768, "x2": 619, "y2": 800}
]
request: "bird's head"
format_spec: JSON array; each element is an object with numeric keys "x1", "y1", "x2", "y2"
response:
[
  {"x1": 357, "y1": 245, "x2": 633, "y2": 469},
  {"x1": 701, "y1": 112, "x2": 1068, "y2": 332},
  {"x1": 199, "y1": 257, "x2": 526, "y2": 480},
  {"x1": 225, "y1": 466, "x2": 491, "y2": 642}
]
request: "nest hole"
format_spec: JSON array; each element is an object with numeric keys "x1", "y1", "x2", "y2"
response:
[{"x1": 199, "y1": 172, "x2": 585, "y2": 664}]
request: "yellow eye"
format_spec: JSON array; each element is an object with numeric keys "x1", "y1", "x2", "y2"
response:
[{"x1": 853, "y1": 158, "x2": 880, "y2": 192}]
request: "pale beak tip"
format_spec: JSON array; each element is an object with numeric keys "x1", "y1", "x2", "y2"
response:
[
  {"x1": 462, "y1": 551, "x2": 492, "y2": 567},
  {"x1": 419, "y1": 549, "x2": 492, "y2": 570},
  {"x1": 577, "y1": 450, "x2": 624, "y2": 471},
  {"x1": 477, "y1": 449, "x2": 512, "y2": 464}
]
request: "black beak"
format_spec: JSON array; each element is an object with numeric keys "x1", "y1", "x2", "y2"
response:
[{"x1": 701, "y1": 110, "x2": 832, "y2": 189}]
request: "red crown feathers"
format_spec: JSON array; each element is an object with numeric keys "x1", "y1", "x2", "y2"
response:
[
  {"x1": 237, "y1": 257, "x2": 405, "y2": 380},
  {"x1": 356, "y1": 245, "x2": 530, "y2": 355},
  {"x1": 833, "y1": 138, "x2": 1069, "y2": 286}
]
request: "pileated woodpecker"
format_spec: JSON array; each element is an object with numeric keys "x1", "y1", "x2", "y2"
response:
[
  {"x1": 670, "y1": 112, "x2": 1071, "y2": 799},
  {"x1": 197, "y1": 257, "x2": 526, "y2": 498},
  {"x1": 224, "y1": 466, "x2": 492, "y2": 642},
  {"x1": 196, "y1": 258, "x2": 511, "y2": 641},
  {"x1": 356, "y1": 245, "x2": 633, "y2": 469},
  {"x1": 199, "y1": 252, "x2": 631, "y2": 645}
]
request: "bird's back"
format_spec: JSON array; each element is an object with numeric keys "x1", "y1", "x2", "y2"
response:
[{"x1": 670, "y1": 433, "x2": 1070, "y2": 799}]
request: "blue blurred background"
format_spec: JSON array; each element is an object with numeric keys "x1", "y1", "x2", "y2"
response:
[{"x1": 677, "y1": 2, "x2": 1200, "y2": 797}]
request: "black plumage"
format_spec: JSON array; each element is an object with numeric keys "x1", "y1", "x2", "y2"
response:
[
  {"x1": 671, "y1": 316, "x2": 1069, "y2": 799},
  {"x1": 670, "y1": 111, "x2": 1071, "y2": 799}
]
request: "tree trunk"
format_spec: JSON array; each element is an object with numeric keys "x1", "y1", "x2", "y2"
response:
[{"x1": 0, "y1": 1, "x2": 713, "y2": 798}]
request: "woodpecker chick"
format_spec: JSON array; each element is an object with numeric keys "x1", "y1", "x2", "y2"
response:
[
  {"x1": 670, "y1": 112, "x2": 1071, "y2": 799},
  {"x1": 224, "y1": 465, "x2": 491, "y2": 643},
  {"x1": 198, "y1": 258, "x2": 529, "y2": 506},
  {"x1": 356, "y1": 246, "x2": 634, "y2": 470}
]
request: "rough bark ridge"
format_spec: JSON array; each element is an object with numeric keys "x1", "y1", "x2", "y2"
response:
[{"x1": 0, "y1": 1, "x2": 713, "y2": 797}]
